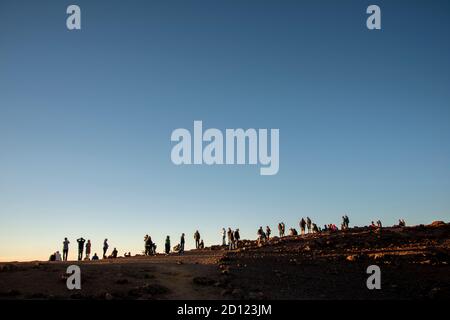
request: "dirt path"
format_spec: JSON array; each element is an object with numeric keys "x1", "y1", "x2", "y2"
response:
[{"x1": 0, "y1": 252, "x2": 227, "y2": 300}]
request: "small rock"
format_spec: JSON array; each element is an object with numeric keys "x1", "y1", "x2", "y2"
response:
[
  {"x1": 428, "y1": 287, "x2": 441, "y2": 300},
  {"x1": 193, "y1": 277, "x2": 215, "y2": 286},
  {"x1": 116, "y1": 278, "x2": 129, "y2": 285},
  {"x1": 141, "y1": 283, "x2": 170, "y2": 295},
  {"x1": 29, "y1": 292, "x2": 48, "y2": 299},
  {"x1": 0, "y1": 289, "x2": 21, "y2": 297},
  {"x1": 346, "y1": 255, "x2": 358, "y2": 262},
  {"x1": 128, "y1": 288, "x2": 142, "y2": 297},
  {"x1": 248, "y1": 291, "x2": 265, "y2": 300},
  {"x1": 221, "y1": 289, "x2": 231, "y2": 296},
  {"x1": 231, "y1": 288, "x2": 244, "y2": 299},
  {"x1": 105, "y1": 293, "x2": 114, "y2": 300},
  {"x1": 70, "y1": 293, "x2": 83, "y2": 299}
]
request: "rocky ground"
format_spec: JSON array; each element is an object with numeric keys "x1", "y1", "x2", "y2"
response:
[{"x1": 1, "y1": 221, "x2": 449, "y2": 300}]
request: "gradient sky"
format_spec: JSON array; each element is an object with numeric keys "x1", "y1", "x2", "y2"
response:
[{"x1": 1, "y1": 0, "x2": 449, "y2": 261}]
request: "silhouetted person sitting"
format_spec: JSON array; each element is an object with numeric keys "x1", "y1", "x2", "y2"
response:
[
  {"x1": 312, "y1": 223, "x2": 319, "y2": 233},
  {"x1": 92, "y1": 253, "x2": 99, "y2": 260},
  {"x1": 111, "y1": 248, "x2": 118, "y2": 258},
  {"x1": 55, "y1": 251, "x2": 62, "y2": 261}
]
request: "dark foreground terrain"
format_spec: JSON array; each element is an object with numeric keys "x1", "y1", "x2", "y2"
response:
[{"x1": 1, "y1": 222, "x2": 449, "y2": 300}]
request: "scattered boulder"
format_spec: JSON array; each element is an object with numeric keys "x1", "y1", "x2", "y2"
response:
[{"x1": 430, "y1": 221, "x2": 446, "y2": 228}]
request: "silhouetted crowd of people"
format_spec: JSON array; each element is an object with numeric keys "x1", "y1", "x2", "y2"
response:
[
  {"x1": 50, "y1": 215, "x2": 407, "y2": 261},
  {"x1": 50, "y1": 237, "x2": 117, "y2": 261}
]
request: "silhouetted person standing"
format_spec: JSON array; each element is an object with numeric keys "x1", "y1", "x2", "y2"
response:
[
  {"x1": 234, "y1": 229, "x2": 240, "y2": 248},
  {"x1": 222, "y1": 228, "x2": 226, "y2": 246},
  {"x1": 227, "y1": 228, "x2": 233, "y2": 250},
  {"x1": 266, "y1": 226, "x2": 271, "y2": 240},
  {"x1": 377, "y1": 220, "x2": 383, "y2": 238},
  {"x1": 63, "y1": 237, "x2": 70, "y2": 261},
  {"x1": 77, "y1": 237, "x2": 86, "y2": 261},
  {"x1": 165, "y1": 236, "x2": 171, "y2": 255},
  {"x1": 257, "y1": 226, "x2": 266, "y2": 245},
  {"x1": 180, "y1": 233, "x2": 185, "y2": 254},
  {"x1": 85, "y1": 240, "x2": 91, "y2": 260},
  {"x1": 103, "y1": 239, "x2": 109, "y2": 258},
  {"x1": 306, "y1": 217, "x2": 312, "y2": 234},
  {"x1": 300, "y1": 218, "x2": 306, "y2": 235},
  {"x1": 194, "y1": 230, "x2": 201, "y2": 249},
  {"x1": 145, "y1": 235, "x2": 153, "y2": 256}
]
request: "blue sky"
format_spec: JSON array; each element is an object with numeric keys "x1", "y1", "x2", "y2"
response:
[{"x1": 1, "y1": 0, "x2": 449, "y2": 261}]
